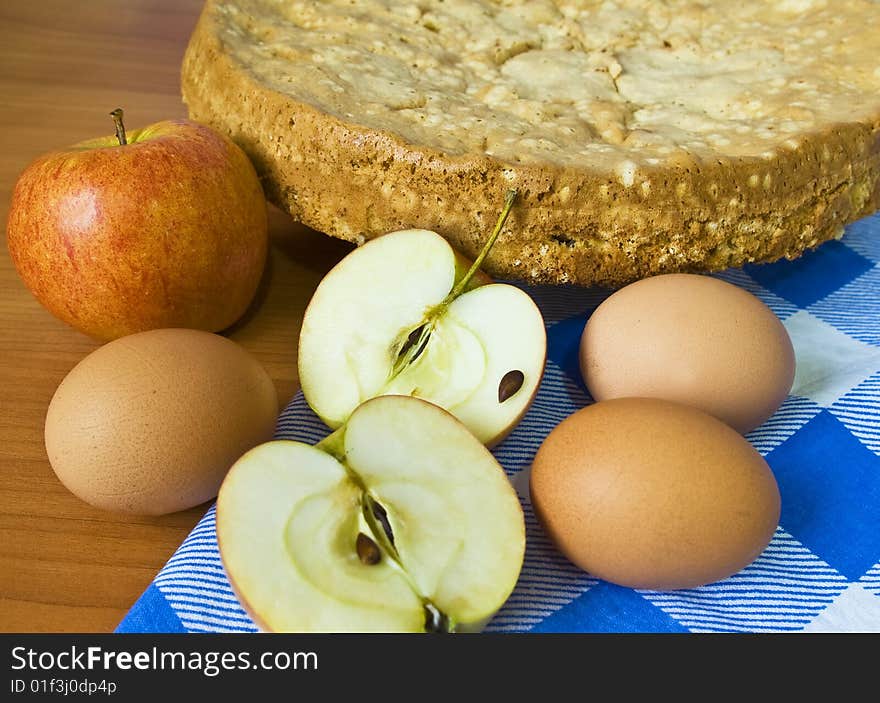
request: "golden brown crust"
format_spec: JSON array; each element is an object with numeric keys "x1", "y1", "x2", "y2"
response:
[{"x1": 181, "y1": 1, "x2": 880, "y2": 287}]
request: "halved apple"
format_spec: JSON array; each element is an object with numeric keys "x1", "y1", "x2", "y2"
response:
[
  {"x1": 217, "y1": 395, "x2": 526, "y2": 632},
  {"x1": 298, "y1": 192, "x2": 546, "y2": 446}
]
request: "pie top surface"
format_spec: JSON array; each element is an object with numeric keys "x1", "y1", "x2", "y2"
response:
[{"x1": 213, "y1": 0, "x2": 880, "y2": 176}]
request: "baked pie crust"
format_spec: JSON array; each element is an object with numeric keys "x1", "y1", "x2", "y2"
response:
[{"x1": 182, "y1": 0, "x2": 880, "y2": 286}]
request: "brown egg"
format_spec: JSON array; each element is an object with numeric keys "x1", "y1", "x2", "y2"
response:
[
  {"x1": 530, "y1": 398, "x2": 780, "y2": 590},
  {"x1": 580, "y1": 273, "x2": 795, "y2": 434},
  {"x1": 45, "y1": 329, "x2": 278, "y2": 515}
]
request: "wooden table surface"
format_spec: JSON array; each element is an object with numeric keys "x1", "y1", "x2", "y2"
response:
[{"x1": 0, "y1": 0, "x2": 352, "y2": 632}]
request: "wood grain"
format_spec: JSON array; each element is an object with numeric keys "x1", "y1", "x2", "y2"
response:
[{"x1": 0, "y1": 0, "x2": 352, "y2": 632}]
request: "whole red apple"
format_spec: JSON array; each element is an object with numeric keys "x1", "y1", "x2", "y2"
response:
[{"x1": 6, "y1": 111, "x2": 268, "y2": 341}]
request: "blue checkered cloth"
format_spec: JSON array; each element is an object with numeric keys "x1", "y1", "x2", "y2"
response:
[{"x1": 118, "y1": 213, "x2": 880, "y2": 633}]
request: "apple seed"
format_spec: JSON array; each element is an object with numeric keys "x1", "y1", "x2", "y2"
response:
[
  {"x1": 371, "y1": 500, "x2": 396, "y2": 548},
  {"x1": 396, "y1": 324, "x2": 430, "y2": 365},
  {"x1": 355, "y1": 532, "x2": 382, "y2": 565},
  {"x1": 498, "y1": 370, "x2": 525, "y2": 403}
]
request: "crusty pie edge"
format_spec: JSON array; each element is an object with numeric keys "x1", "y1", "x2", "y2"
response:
[{"x1": 181, "y1": 1, "x2": 880, "y2": 286}]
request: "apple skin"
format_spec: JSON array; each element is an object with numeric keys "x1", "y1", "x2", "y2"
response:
[
  {"x1": 453, "y1": 249, "x2": 493, "y2": 291},
  {"x1": 6, "y1": 119, "x2": 268, "y2": 341}
]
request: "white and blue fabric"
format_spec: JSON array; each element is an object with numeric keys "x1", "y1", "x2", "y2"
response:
[{"x1": 118, "y1": 213, "x2": 880, "y2": 633}]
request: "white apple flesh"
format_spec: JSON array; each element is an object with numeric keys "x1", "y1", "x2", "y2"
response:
[
  {"x1": 216, "y1": 395, "x2": 526, "y2": 633},
  {"x1": 383, "y1": 283, "x2": 543, "y2": 444},
  {"x1": 298, "y1": 195, "x2": 546, "y2": 446}
]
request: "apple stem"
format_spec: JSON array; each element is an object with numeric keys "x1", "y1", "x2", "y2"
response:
[
  {"x1": 387, "y1": 189, "x2": 517, "y2": 383},
  {"x1": 110, "y1": 108, "x2": 127, "y2": 146},
  {"x1": 445, "y1": 188, "x2": 517, "y2": 302}
]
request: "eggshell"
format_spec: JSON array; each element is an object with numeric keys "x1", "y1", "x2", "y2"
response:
[
  {"x1": 45, "y1": 329, "x2": 278, "y2": 515},
  {"x1": 530, "y1": 398, "x2": 780, "y2": 590},
  {"x1": 580, "y1": 273, "x2": 795, "y2": 434}
]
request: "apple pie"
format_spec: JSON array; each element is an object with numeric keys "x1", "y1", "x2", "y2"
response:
[{"x1": 182, "y1": 0, "x2": 880, "y2": 286}]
